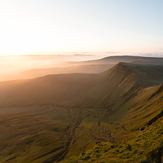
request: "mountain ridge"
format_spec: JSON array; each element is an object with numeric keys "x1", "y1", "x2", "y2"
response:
[
  {"x1": 0, "y1": 57, "x2": 163, "y2": 162},
  {"x1": 0, "y1": 62, "x2": 163, "y2": 108}
]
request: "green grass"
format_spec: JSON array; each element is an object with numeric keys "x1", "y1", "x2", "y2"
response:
[
  {"x1": 63, "y1": 117, "x2": 163, "y2": 163},
  {"x1": 0, "y1": 62, "x2": 163, "y2": 162}
]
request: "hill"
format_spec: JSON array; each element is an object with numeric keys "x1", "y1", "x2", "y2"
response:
[
  {"x1": 21, "y1": 55, "x2": 163, "y2": 80},
  {"x1": 0, "y1": 62, "x2": 163, "y2": 107},
  {"x1": 0, "y1": 60, "x2": 163, "y2": 162},
  {"x1": 101, "y1": 55, "x2": 163, "y2": 64}
]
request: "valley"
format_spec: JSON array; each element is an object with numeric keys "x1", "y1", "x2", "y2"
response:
[{"x1": 0, "y1": 56, "x2": 163, "y2": 163}]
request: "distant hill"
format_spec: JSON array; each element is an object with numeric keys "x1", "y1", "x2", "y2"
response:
[
  {"x1": 21, "y1": 55, "x2": 163, "y2": 79},
  {"x1": 101, "y1": 55, "x2": 163, "y2": 64}
]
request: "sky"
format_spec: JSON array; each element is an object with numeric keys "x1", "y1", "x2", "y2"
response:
[{"x1": 0, "y1": 0, "x2": 162, "y2": 55}]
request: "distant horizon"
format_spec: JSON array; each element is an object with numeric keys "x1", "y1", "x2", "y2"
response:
[{"x1": 0, "y1": 51, "x2": 163, "y2": 58}]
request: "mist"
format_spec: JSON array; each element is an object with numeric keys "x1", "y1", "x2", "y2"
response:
[{"x1": 0, "y1": 54, "x2": 103, "y2": 81}]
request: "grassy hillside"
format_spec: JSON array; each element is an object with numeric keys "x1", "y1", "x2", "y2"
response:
[
  {"x1": 0, "y1": 60, "x2": 163, "y2": 162},
  {"x1": 64, "y1": 117, "x2": 163, "y2": 163},
  {"x1": 61, "y1": 64, "x2": 163, "y2": 163}
]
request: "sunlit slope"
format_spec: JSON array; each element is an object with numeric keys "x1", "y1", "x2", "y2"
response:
[
  {"x1": 119, "y1": 84, "x2": 163, "y2": 130},
  {"x1": 66, "y1": 86, "x2": 163, "y2": 162},
  {"x1": 66, "y1": 117, "x2": 163, "y2": 163}
]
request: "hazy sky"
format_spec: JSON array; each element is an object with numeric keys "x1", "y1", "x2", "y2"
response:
[{"x1": 0, "y1": 0, "x2": 162, "y2": 55}]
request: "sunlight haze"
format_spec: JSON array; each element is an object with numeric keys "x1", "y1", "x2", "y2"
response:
[
  {"x1": 0, "y1": 0, "x2": 162, "y2": 55},
  {"x1": 0, "y1": 1, "x2": 163, "y2": 162}
]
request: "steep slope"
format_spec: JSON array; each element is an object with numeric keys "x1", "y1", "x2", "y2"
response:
[
  {"x1": 62, "y1": 66, "x2": 163, "y2": 163},
  {"x1": 85, "y1": 63, "x2": 163, "y2": 119},
  {"x1": 122, "y1": 84, "x2": 163, "y2": 130},
  {"x1": 0, "y1": 62, "x2": 163, "y2": 162},
  {"x1": 67, "y1": 117, "x2": 163, "y2": 163}
]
